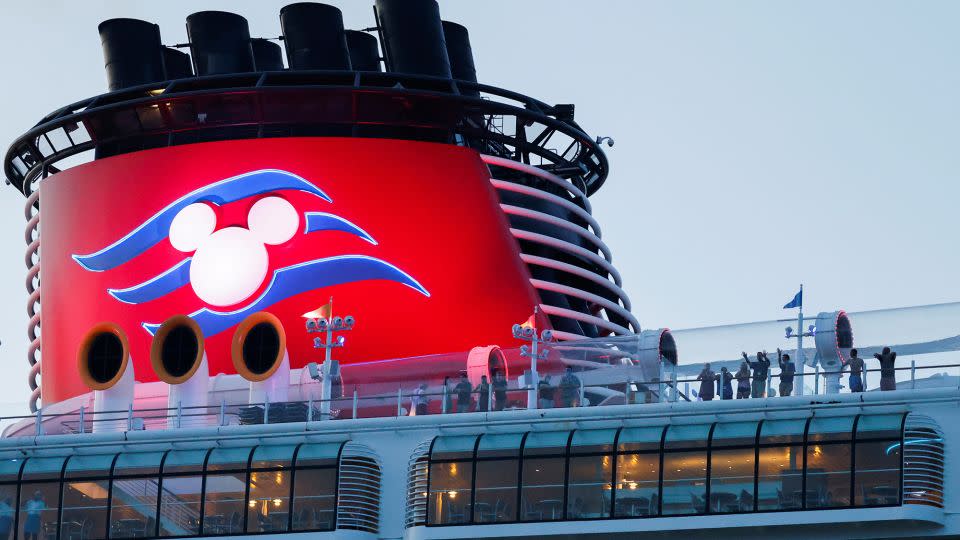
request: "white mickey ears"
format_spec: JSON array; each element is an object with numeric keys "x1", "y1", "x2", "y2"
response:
[
  {"x1": 247, "y1": 196, "x2": 299, "y2": 246},
  {"x1": 169, "y1": 203, "x2": 217, "y2": 252}
]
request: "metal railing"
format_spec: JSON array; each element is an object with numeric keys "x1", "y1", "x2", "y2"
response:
[{"x1": 8, "y1": 358, "x2": 959, "y2": 439}]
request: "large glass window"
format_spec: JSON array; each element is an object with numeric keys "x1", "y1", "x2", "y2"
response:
[
  {"x1": 806, "y1": 417, "x2": 853, "y2": 508},
  {"x1": 61, "y1": 454, "x2": 114, "y2": 540},
  {"x1": 473, "y1": 434, "x2": 522, "y2": 524},
  {"x1": 854, "y1": 415, "x2": 904, "y2": 507},
  {"x1": 110, "y1": 452, "x2": 164, "y2": 539},
  {"x1": 566, "y1": 430, "x2": 615, "y2": 520},
  {"x1": 661, "y1": 425, "x2": 709, "y2": 516},
  {"x1": 19, "y1": 457, "x2": 65, "y2": 540},
  {"x1": 756, "y1": 419, "x2": 806, "y2": 511},
  {"x1": 246, "y1": 446, "x2": 295, "y2": 534},
  {"x1": 203, "y1": 447, "x2": 251, "y2": 535},
  {"x1": 709, "y1": 422, "x2": 758, "y2": 514},
  {"x1": 158, "y1": 450, "x2": 208, "y2": 537},
  {"x1": 613, "y1": 453, "x2": 658, "y2": 518},
  {"x1": 0, "y1": 459, "x2": 25, "y2": 540},
  {"x1": 520, "y1": 432, "x2": 568, "y2": 522},
  {"x1": 291, "y1": 443, "x2": 340, "y2": 532},
  {"x1": 428, "y1": 436, "x2": 478, "y2": 525}
]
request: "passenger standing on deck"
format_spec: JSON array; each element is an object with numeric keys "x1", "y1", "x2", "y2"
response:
[
  {"x1": 697, "y1": 363, "x2": 717, "y2": 401},
  {"x1": 719, "y1": 367, "x2": 734, "y2": 400},
  {"x1": 777, "y1": 348, "x2": 796, "y2": 397},
  {"x1": 455, "y1": 374, "x2": 473, "y2": 413},
  {"x1": 743, "y1": 351, "x2": 770, "y2": 398},
  {"x1": 476, "y1": 375, "x2": 490, "y2": 412},
  {"x1": 492, "y1": 371, "x2": 508, "y2": 411},
  {"x1": 735, "y1": 362, "x2": 751, "y2": 399},
  {"x1": 875, "y1": 347, "x2": 897, "y2": 391},
  {"x1": 538, "y1": 375, "x2": 555, "y2": 409},
  {"x1": 846, "y1": 349, "x2": 865, "y2": 392},
  {"x1": 559, "y1": 367, "x2": 582, "y2": 407},
  {"x1": 412, "y1": 383, "x2": 429, "y2": 416}
]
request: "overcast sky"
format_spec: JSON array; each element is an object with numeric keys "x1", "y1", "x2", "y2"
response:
[{"x1": 0, "y1": 1, "x2": 956, "y2": 412}]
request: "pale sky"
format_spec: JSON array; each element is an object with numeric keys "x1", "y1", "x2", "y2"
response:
[{"x1": 0, "y1": 1, "x2": 957, "y2": 412}]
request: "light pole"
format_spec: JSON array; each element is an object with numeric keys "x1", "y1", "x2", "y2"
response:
[
  {"x1": 512, "y1": 311, "x2": 556, "y2": 409},
  {"x1": 785, "y1": 318, "x2": 816, "y2": 395},
  {"x1": 304, "y1": 299, "x2": 355, "y2": 419}
]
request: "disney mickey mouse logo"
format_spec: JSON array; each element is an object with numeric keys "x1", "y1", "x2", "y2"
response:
[
  {"x1": 169, "y1": 196, "x2": 299, "y2": 306},
  {"x1": 73, "y1": 169, "x2": 429, "y2": 338}
]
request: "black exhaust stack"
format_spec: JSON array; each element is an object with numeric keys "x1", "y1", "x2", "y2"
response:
[
  {"x1": 186, "y1": 11, "x2": 256, "y2": 75},
  {"x1": 252, "y1": 39, "x2": 285, "y2": 71},
  {"x1": 441, "y1": 21, "x2": 478, "y2": 94},
  {"x1": 162, "y1": 47, "x2": 194, "y2": 80},
  {"x1": 345, "y1": 30, "x2": 382, "y2": 72},
  {"x1": 375, "y1": 0, "x2": 451, "y2": 77},
  {"x1": 280, "y1": 3, "x2": 351, "y2": 70},
  {"x1": 98, "y1": 18, "x2": 165, "y2": 91}
]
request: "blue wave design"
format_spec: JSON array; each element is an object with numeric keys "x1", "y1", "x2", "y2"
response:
[
  {"x1": 74, "y1": 170, "x2": 331, "y2": 272},
  {"x1": 108, "y1": 258, "x2": 192, "y2": 304},
  {"x1": 304, "y1": 212, "x2": 377, "y2": 244},
  {"x1": 143, "y1": 255, "x2": 429, "y2": 337}
]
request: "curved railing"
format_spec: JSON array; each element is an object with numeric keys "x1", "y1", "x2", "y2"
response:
[
  {"x1": 4, "y1": 70, "x2": 607, "y2": 197},
  {"x1": 902, "y1": 414, "x2": 944, "y2": 508},
  {"x1": 25, "y1": 189, "x2": 41, "y2": 412},
  {"x1": 337, "y1": 442, "x2": 383, "y2": 534}
]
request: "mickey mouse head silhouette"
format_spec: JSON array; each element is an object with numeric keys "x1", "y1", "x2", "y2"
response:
[{"x1": 168, "y1": 196, "x2": 299, "y2": 306}]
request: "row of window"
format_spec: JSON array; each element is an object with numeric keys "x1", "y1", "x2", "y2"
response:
[
  {"x1": 425, "y1": 414, "x2": 907, "y2": 525},
  {"x1": 0, "y1": 442, "x2": 347, "y2": 540}
]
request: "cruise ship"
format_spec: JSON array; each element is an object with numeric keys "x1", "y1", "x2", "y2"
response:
[{"x1": 0, "y1": 2, "x2": 954, "y2": 539}]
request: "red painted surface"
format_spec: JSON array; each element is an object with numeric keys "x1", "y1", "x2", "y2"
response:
[{"x1": 40, "y1": 138, "x2": 543, "y2": 404}]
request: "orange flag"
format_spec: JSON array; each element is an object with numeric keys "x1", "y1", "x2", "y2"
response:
[{"x1": 302, "y1": 301, "x2": 333, "y2": 320}]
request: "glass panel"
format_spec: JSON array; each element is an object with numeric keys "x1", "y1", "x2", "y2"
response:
[
  {"x1": 519, "y1": 457, "x2": 564, "y2": 521},
  {"x1": 0, "y1": 485, "x2": 15, "y2": 540},
  {"x1": 617, "y1": 426, "x2": 664, "y2": 453},
  {"x1": 64, "y1": 455, "x2": 115, "y2": 479},
  {"x1": 569, "y1": 429, "x2": 617, "y2": 455},
  {"x1": 113, "y1": 453, "x2": 165, "y2": 477},
  {"x1": 61, "y1": 479, "x2": 109, "y2": 540},
  {"x1": 473, "y1": 460, "x2": 517, "y2": 524},
  {"x1": 250, "y1": 446, "x2": 295, "y2": 470},
  {"x1": 854, "y1": 441, "x2": 901, "y2": 506},
  {"x1": 202, "y1": 473, "x2": 246, "y2": 535},
  {"x1": 759, "y1": 419, "x2": 808, "y2": 446},
  {"x1": 805, "y1": 442, "x2": 851, "y2": 508},
  {"x1": 161, "y1": 450, "x2": 208, "y2": 475},
  {"x1": 291, "y1": 468, "x2": 336, "y2": 531},
  {"x1": 661, "y1": 452, "x2": 707, "y2": 515},
  {"x1": 664, "y1": 425, "x2": 711, "y2": 450},
  {"x1": 206, "y1": 447, "x2": 252, "y2": 472},
  {"x1": 18, "y1": 482, "x2": 60, "y2": 540},
  {"x1": 431, "y1": 436, "x2": 479, "y2": 461},
  {"x1": 614, "y1": 453, "x2": 659, "y2": 517},
  {"x1": 856, "y1": 414, "x2": 904, "y2": 440},
  {"x1": 709, "y1": 448, "x2": 754, "y2": 513},
  {"x1": 158, "y1": 475, "x2": 202, "y2": 537},
  {"x1": 477, "y1": 433, "x2": 523, "y2": 460},
  {"x1": 522, "y1": 432, "x2": 569, "y2": 457},
  {"x1": 711, "y1": 422, "x2": 759, "y2": 448},
  {"x1": 567, "y1": 455, "x2": 611, "y2": 519},
  {"x1": 757, "y1": 446, "x2": 803, "y2": 511},
  {"x1": 247, "y1": 470, "x2": 290, "y2": 533},
  {"x1": 109, "y1": 478, "x2": 159, "y2": 539},
  {"x1": 807, "y1": 416, "x2": 855, "y2": 443},
  {"x1": 0, "y1": 458, "x2": 25, "y2": 482},
  {"x1": 294, "y1": 443, "x2": 342, "y2": 468},
  {"x1": 21, "y1": 458, "x2": 66, "y2": 481},
  {"x1": 427, "y1": 461, "x2": 471, "y2": 525}
]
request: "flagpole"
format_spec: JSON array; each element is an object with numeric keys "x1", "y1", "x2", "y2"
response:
[
  {"x1": 796, "y1": 284, "x2": 804, "y2": 395},
  {"x1": 529, "y1": 306, "x2": 540, "y2": 410}
]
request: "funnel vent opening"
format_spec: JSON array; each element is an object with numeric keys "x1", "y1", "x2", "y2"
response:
[
  {"x1": 244, "y1": 322, "x2": 281, "y2": 375},
  {"x1": 89, "y1": 333, "x2": 124, "y2": 384},
  {"x1": 162, "y1": 325, "x2": 200, "y2": 378}
]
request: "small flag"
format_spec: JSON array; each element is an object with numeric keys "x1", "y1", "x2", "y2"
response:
[
  {"x1": 783, "y1": 289, "x2": 802, "y2": 309},
  {"x1": 303, "y1": 300, "x2": 333, "y2": 319},
  {"x1": 520, "y1": 313, "x2": 536, "y2": 329}
]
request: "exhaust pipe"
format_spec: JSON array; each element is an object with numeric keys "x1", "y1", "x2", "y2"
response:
[
  {"x1": 77, "y1": 322, "x2": 134, "y2": 432},
  {"x1": 151, "y1": 315, "x2": 208, "y2": 424},
  {"x1": 232, "y1": 312, "x2": 290, "y2": 405}
]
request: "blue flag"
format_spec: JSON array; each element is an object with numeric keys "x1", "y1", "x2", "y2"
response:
[{"x1": 783, "y1": 289, "x2": 802, "y2": 309}]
